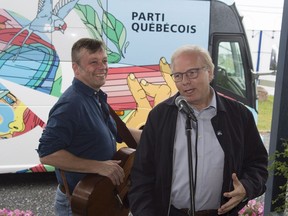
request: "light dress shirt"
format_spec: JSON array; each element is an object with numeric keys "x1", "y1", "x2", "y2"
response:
[{"x1": 171, "y1": 91, "x2": 224, "y2": 211}]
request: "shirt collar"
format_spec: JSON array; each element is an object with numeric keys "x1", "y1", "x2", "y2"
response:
[
  {"x1": 195, "y1": 88, "x2": 217, "y2": 112},
  {"x1": 72, "y1": 78, "x2": 107, "y2": 100}
]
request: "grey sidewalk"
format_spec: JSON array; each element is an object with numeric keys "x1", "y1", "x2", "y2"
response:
[{"x1": 258, "y1": 75, "x2": 276, "y2": 96}]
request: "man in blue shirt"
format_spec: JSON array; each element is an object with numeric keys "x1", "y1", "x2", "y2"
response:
[{"x1": 38, "y1": 38, "x2": 141, "y2": 216}]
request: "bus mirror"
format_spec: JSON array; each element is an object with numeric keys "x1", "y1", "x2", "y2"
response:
[
  {"x1": 269, "y1": 46, "x2": 278, "y2": 71},
  {"x1": 252, "y1": 47, "x2": 277, "y2": 79}
]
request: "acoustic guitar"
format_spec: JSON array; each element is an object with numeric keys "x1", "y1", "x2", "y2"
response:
[
  {"x1": 71, "y1": 105, "x2": 137, "y2": 216},
  {"x1": 71, "y1": 147, "x2": 135, "y2": 216}
]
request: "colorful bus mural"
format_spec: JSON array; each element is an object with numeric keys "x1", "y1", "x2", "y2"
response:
[{"x1": 0, "y1": 0, "x2": 258, "y2": 173}]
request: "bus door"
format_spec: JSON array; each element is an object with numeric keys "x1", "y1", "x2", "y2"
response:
[{"x1": 211, "y1": 34, "x2": 257, "y2": 115}]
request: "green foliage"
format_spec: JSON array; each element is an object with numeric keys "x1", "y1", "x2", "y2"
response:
[
  {"x1": 258, "y1": 95, "x2": 274, "y2": 132},
  {"x1": 269, "y1": 139, "x2": 288, "y2": 212}
]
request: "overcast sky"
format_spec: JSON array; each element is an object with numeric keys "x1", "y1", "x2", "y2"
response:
[{"x1": 234, "y1": 0, "x2": 284, "y2": 30}]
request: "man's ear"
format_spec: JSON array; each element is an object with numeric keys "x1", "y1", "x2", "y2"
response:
[{"x1": 72, "y1": 62, "x2": 79, "y2": 75}]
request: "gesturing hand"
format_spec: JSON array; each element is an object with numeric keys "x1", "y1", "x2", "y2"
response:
[{"x1": 218, "y1": 173, "x2": 247, "y2": 215}]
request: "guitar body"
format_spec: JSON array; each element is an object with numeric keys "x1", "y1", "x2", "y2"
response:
[{"x1": 71, "y1": 147, "x2": 135, "y2": 216}]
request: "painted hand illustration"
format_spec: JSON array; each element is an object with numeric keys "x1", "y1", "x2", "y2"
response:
[
  {"x1": 125, "y1": 57, "x2": 178, "y2": 129},
  {"x1": 4, "y1": 0, "x2": 79, "y2": 59}
]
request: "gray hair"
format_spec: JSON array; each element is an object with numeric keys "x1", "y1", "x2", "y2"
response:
[{"x1": 170, "y1": 45, "x2": 214, "y2": 72}]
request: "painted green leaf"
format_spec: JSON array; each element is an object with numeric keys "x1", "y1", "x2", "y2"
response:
[
  {"x1": 108, "y1": 51, "x2": 121, "y2": 63},
  {"x1": 74, "y1": 1, "x2": 127, "y2": 63},
  {"x1": 102, "y1": 11, "x2": 127, "y2": 58},
  {"x1": 74, "y1": 4, "x2": 103, "y2": 40}
]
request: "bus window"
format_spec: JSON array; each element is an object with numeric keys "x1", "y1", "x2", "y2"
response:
[{"x1": 215, "y1": 41, "x2": 247, "y2": 98}]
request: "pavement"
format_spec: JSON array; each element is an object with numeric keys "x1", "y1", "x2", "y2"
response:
[
  {"x1": 258, "y1": 75, "x2": 276, "y2": 96},
  {"x1": 0, "y1": 172, "x2": 57, "y2": 215},
  {"x1": 258, "y1": 75, "x2": 276, "y2": 88}
]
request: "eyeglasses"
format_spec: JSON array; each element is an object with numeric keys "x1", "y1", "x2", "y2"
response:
[{"x1": 171, "y1": 67, "x2": 207, "y2": 82}]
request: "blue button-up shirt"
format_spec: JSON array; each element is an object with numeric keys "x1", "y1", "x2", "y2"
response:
[{"x1": 38, "y1": 78, "x2": 119, "y2": 192}]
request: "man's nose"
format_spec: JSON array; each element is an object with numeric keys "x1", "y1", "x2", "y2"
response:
[{"x1": 181, "y1": 73, "x2": 191, "y2": 84}]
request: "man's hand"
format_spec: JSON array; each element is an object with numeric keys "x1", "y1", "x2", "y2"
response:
[
  {"x1": 218, "y1": 173, "x2": 247, "y2": 215},
  {"x1": 96, "y1": 160, "x2": 125, "y2": 186}
]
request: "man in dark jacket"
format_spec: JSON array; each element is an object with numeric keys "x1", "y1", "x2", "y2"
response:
[{"x1": 128, "y1": 45, "x2": 268, "y2": 216}]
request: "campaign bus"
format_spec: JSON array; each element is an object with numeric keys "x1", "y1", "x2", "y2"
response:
[{"x1": 0, "y1": 0, "x2": 264, "y2": 173}]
